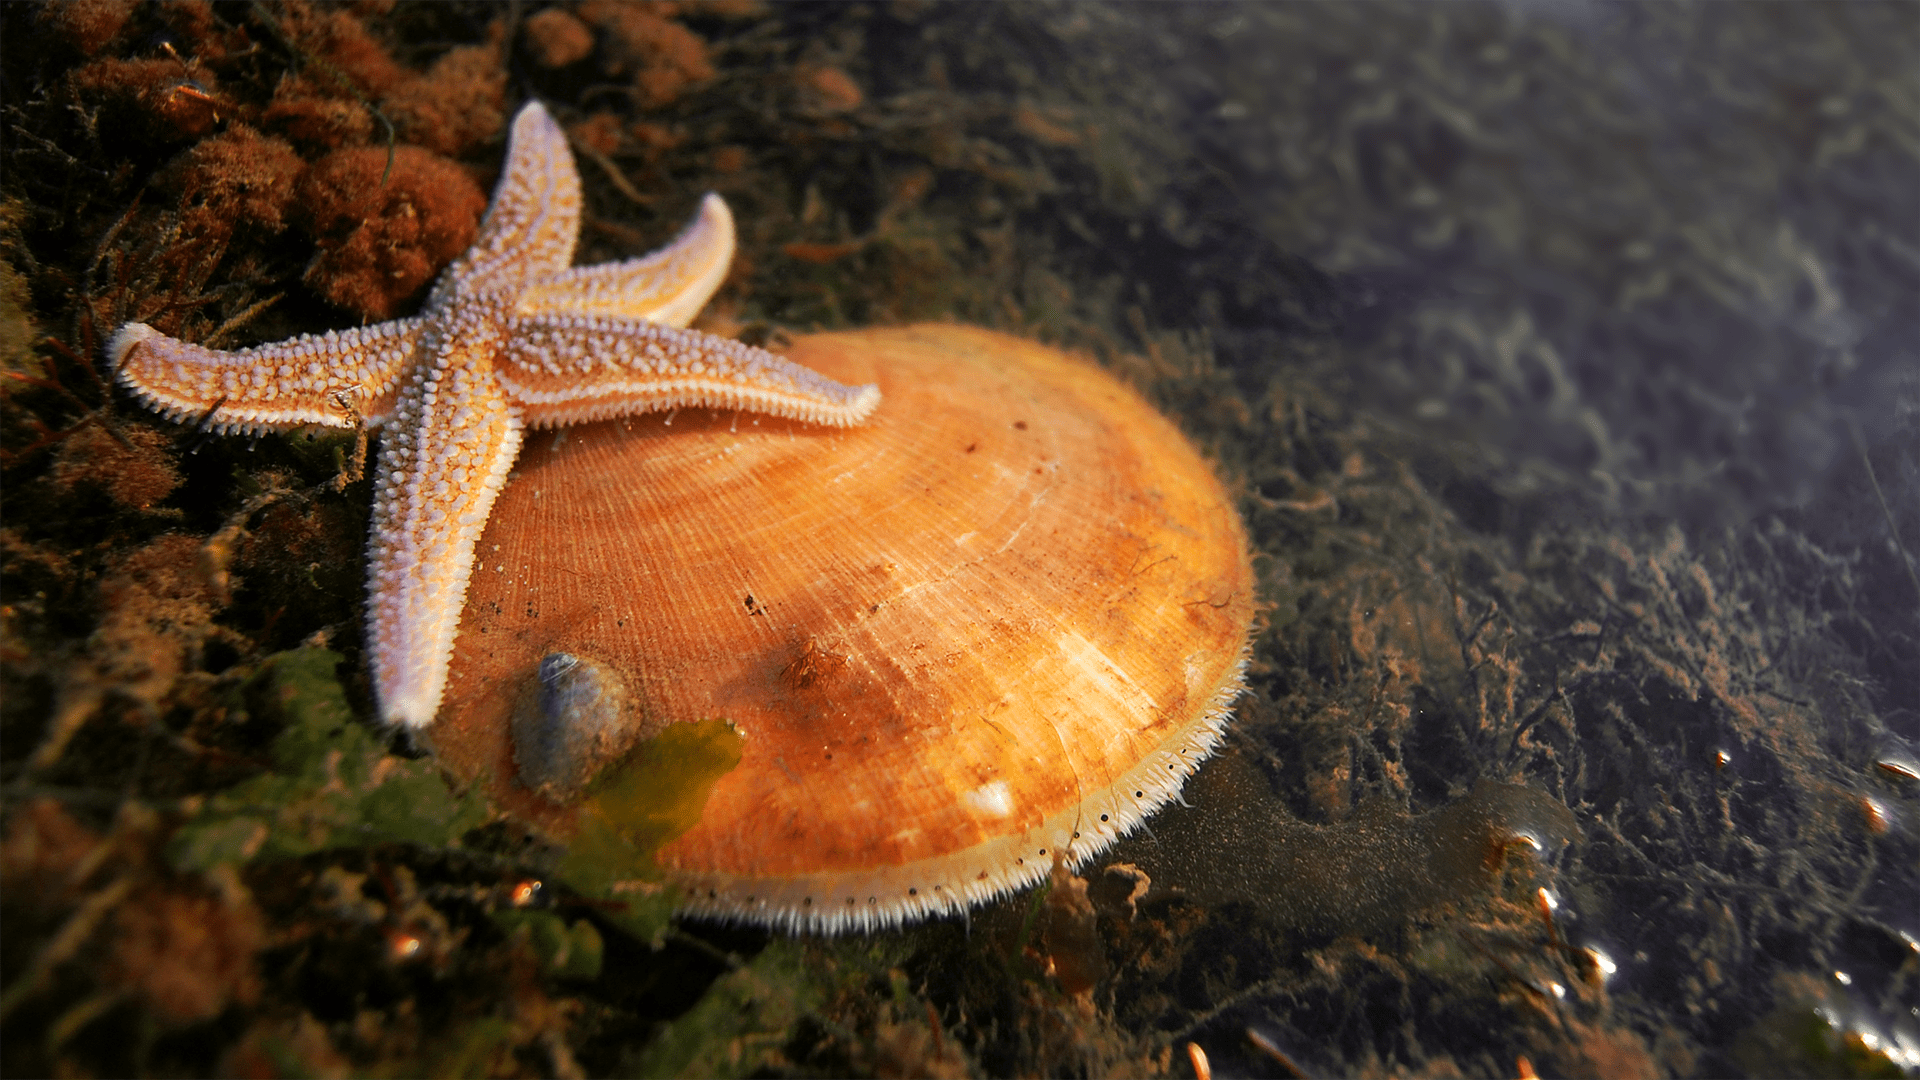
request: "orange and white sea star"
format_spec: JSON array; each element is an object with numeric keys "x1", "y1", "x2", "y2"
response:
[{"x1": 110, "y1": 102, "x2": 880, "y2": 730}]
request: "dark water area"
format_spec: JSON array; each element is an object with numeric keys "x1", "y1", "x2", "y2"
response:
[
  {"x1": 1031, "y1": 5, "x2": 1920, "y2": 1076},
  {"x1": 2, "y1": 2, "x2": 1916, "y2": 1077}
]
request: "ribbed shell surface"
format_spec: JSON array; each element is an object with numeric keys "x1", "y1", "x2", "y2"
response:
[{"x1": 431, "y1": 324, "x2": 1255, "y2": 932}]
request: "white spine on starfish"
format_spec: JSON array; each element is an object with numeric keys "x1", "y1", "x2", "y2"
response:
[
  {"x1": 517, "y1": 193, "x2": 736, "y2": 329},
  {"x1": 498, "y1": 316, "x2": 881, "y2": 429},
  {"x1": 110, "y1": 318, "x2": 424, "y2": 433},
  {"x1": 366, "y1": 315, "x2": 525, "y2": 730}
]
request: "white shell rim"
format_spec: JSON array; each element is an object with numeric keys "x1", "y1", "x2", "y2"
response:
[{"x1": 666, "y1": 649, "x2": 1250, "y2": 935}]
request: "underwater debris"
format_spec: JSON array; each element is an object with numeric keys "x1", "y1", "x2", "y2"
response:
[
  {"x1": 1139, "y1": 751, "x2": 1580, "y2": 938},
  {"x1": 1036, "y1": 859, "x2": 1107, "y2": 998}
]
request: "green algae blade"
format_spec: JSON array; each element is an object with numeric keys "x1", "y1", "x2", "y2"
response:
[{"x1": 553, "y1": 718, "x2": 744, "y2": 944}]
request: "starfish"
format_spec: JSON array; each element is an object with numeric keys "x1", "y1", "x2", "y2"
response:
[{"x1": 110, "y1": 101, "x2": 881, "y2": 730}]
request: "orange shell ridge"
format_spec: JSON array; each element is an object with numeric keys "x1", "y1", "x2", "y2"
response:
[{"x1": 432, "y1": 324, "x2": 1255, "y2": 933}]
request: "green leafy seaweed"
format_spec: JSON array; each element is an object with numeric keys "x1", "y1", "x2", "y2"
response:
[
  {"x1": 168, "y1": 648, "x2": 489, "y2": 871},
  {"x1": 489, "y1": 909, "x2": 604, "y2": 980},
  {"x1": 551, "y1": 718, "x2": 744, "y2": 944},
  {"x1": 629, "y1": 940, "x2": 822, "y2": 1080}
]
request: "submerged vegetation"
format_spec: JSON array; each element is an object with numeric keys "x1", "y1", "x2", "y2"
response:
[{"x1": 3, "y1": 2, "x2": 1915, "y2": 1077}]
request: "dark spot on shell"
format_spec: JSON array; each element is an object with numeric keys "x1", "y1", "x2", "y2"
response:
[{"x1": 781, "y1": 637, "x2": 847, "y2": 690}]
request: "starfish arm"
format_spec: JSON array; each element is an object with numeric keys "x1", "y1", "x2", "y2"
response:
[
  {"x1": 365, "y1": 326, "x2": 524, "y2": 730},
  {"x1": 109, "y1": 319, "x2": 423, "y2": 433},
  {"x1": 439, "y1": 102, "x2": 582, "y2": 299},
  {"x1": 496, "y1": 316, "x2": 882, "y2": 429},
  {"x1": 516, "y1": 193, "x2": 735, "y2": 329}
]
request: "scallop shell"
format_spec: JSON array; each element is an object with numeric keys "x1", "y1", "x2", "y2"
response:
[{"x1": 431, "y1": 324, "x2": 1254, "y2": 932}]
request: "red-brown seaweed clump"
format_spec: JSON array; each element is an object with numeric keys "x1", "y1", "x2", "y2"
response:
[
  {"x1": 36, "y1": 0, "x2": 138, "y2": 57},
  {"x1": 272, "y1": 1, "x2": 507, "y2": 158},
  {"x1": 161, "y1": 124, "x2": 308, "y2": 247},
  {"x1": 576, "y1": 0, "x2": 716, "y2": 107},
  {"x1": 295, "y1": 146, "x2": 487, "y2": 320},
  {"x1": 523, "y1": 7, "x2": 596, "y2": 69}
]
